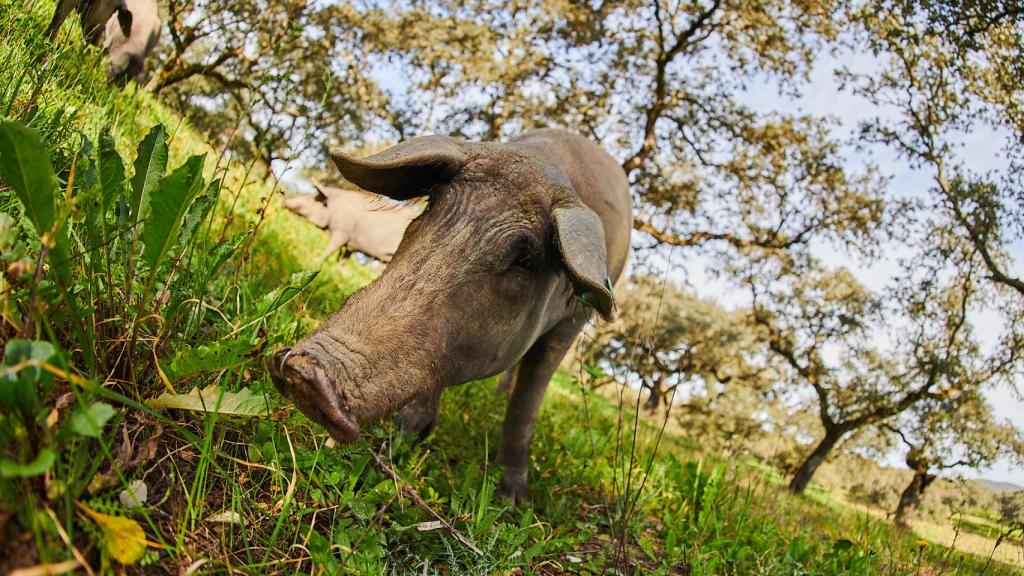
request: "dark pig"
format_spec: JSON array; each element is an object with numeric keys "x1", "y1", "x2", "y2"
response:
[
  {"x1": 47, "y1": 0, "x2": 131, "y2": 45},
  {"x1": 269, "y1": 128, "x2": 631, "y2": 503}
]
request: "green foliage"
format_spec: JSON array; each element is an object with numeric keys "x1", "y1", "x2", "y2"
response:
[
  {"x1": 0, "y1": 120, "x2": 76, "y2": 301},
  {"x1": 146, "y1": 386, "x2": 272, "y2": 417},
  {"x1": 128, "y1": 124, "x2": 168, "y2": 225},
  {"x1": 140, "y1": 153, "x2": 205, "y2": 272},
  {"x1": 0, "y1": 448, "x2": 56, "y2": 478},
  {"x1": 581, "y1": 276, "x2": 778, "y2": 455},
  {"x1": 0, "y1": 113, "x2": 309, "y2": 569},
  {"x1": 69, "y1": 402, "x2": 117, "y2": 438},
  {"x1": 0, "y1": 121, "x2": 59, "y2": 235},
  {"x1": 999, "y1": 491, "x2": 1024, "y2": 527},
  {"x1": 0, "y1": 339, "x2": 61, "y2": 419},
  {"x1": 165, "y1": 339, "x2": 263, "y2": 381}
]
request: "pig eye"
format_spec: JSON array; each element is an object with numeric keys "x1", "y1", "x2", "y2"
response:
[{"x1": 507, "y1": 237, "x2": 540, "y2": 273}]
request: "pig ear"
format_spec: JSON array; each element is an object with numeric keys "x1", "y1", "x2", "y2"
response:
[
  {"x1": 553, "y1": 204, "x2": 615, "y2": 320},
  {"x1": 329, "y1": 136, "x2": 467, "y2": 200},
  {"x1": 117, "y1": 6, "x2": 133, "y2": 37},
  {"x1": 311, "y1": 182, "x2": 333, "y2": 204}
]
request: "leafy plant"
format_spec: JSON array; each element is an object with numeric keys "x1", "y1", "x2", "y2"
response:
[{"x1": 0, "y1": 117, "x2": 306, "y2": 567}]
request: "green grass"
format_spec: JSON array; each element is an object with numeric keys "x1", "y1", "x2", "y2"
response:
[{"x1": 1, "y1": 2, "x2": 1022, "y2": 574}]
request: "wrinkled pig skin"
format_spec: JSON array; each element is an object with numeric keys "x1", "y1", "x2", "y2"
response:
[
  {"x1": 283, "y1": 183, "x2": 418, "y2": 263},
  {"x1": 269, "y1": 128, "x2": 631, "y2": 503}
]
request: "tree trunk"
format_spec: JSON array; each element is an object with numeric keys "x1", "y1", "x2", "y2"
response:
[
  {"x1": 644, "y1": 375, "x2": 662, "y2": 414},
  {"x1": 894, "y1": 470, "x2": 936, "y2": 529},
  {"x1": 788, "y1": 429, "x2": 843, "y2": 494}
]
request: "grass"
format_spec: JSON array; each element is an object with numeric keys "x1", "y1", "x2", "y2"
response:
[{"x1": 1, "y1": 1, "x2": 1022, "y2": 574}]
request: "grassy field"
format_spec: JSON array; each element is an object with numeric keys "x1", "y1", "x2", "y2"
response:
[{"x1": 1, "y1": 2, "x2": 1022, "y2": 574}]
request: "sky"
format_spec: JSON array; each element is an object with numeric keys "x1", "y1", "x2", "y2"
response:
[{"x1": 343, "y1": 27, "x2": 1024, "y2": 488}]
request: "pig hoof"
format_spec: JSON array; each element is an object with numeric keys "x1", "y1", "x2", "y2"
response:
[{"x1": 497, "y1": 473, "x2": 532, "y2": 506}]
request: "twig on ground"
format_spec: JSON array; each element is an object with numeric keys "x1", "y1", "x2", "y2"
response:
[
  {"x1": 353, "y1": 448, "x2": 430, "y2": 552},
  {"x1": 368, "y1": 450, "x2": 483, "y2": 556}
]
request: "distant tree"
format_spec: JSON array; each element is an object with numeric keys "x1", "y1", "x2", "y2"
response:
[
  {"x1": 789, "y1": 0, "x2": 1024, "y2": 505},
  {"x1": 340, "y1": 0, "x2": 887, "y2": 266},
  {"x1": 1000, "y1": 490, "x2": 1024, "y2": 529},
  {"x1": 149, "y1": 0, "x2": 388, "y2": 167},
  {"x1": 749, "y1": 255, "x2": 1008, "y2": 494},
  {"x1": 581, "y1": 276, "x2": 769, "y2": 412},
  {"x1": 885, "y1": 389, "x2": 1024, "y2": 529},
  {"x1": 578, "y1": 276, "x2": 781, "y2": 454},
  {"x1": 846, "y1": 0, "x2": 1024, "y2": 380}
]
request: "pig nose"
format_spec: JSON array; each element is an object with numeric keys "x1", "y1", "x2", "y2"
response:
[
  {"x1": 267, "y1": 348, "x2": 294, "y2": 398},
  {"x1": 267, "y1": 347, "x2": 360, "y2": 444}
]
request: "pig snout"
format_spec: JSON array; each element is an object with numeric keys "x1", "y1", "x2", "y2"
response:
[{"x1": 267, "y1": 348, "x2": 360, "y2": 443}]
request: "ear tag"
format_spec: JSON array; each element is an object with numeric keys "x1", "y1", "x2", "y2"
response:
[
  {"x1": 574, "y1": 278, "x2": 615, "y2": 310},
  {"x1": 574, "y1": 293, "x2": 594, "y2": 308}
]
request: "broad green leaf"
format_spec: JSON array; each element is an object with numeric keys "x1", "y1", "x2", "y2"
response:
[
  {"x1": 74, "y1": 138, "x2": 100, "y2": 202},
  {"x1": 0, "y1": 122, "x2": 75, "y2": 289},
  {"x1": 146, "y1": 386, "x2": 273, "y2": 417},
  {"x1": 348, "y1": 498, "x2": 375, "y2": 520},
  {"x1": 70, "y1": 401, "x2": 117, "y2": 438},
  {"x1": 165, "y1": 339, "x2": 261, "y2": 381},
  {"x1": 0, "y1": 448, "x2": 56, "y2": 478},
  {"x1": 176, "y1": 178, "x2": 220, "y2": 252},
  {"x1": 255, "y1": 270, "x2": 319, "y2": 317},
  {"x1": 78, "y1": 502, "x2": 148, "y2": 564},
  {"x1": 0, "y1": 339, "x2": 58, "y2": 415},
  {"x1": 141, "y1": 154, "x2": 206, "y2": 271},
  {"x1": 129, "y1": 124, "x2": 168, "y2": 224},
  {"x1": 207, "y1": 232, "x2": 249, "y2": 278},
  {"x1": 0, "y1": 121, "x2": 58, "y2": 234},
  {"x1": 97, "y1": 128, "x2": 125, "y2": 214},
  {"x1": 4, "y1": 339, "x2": 58, "y2": 369},
  {"x1": 74, "y1": 138, "x2": 106, "y2": 254}
]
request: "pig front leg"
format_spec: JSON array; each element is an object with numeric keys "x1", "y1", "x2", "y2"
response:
[
  {"x1": 495, "y1": 364, "x2": 518, "y2": 395},
  {"x1": 320, "y1": 231, "x2": 347, "y2": 260},
  {"x1": 497, "y1": 319, "x2": 581, "y2": 504},
  {"x1": 46, "y1": 0, "x2": 79, "y2": 39},
  {"x1": 393, "y1": 386, "x2": 444, "y2": 440}
]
